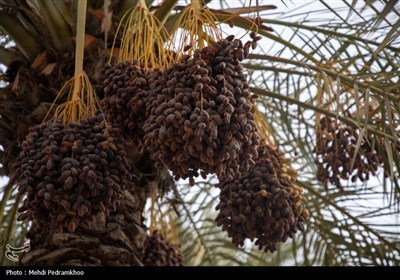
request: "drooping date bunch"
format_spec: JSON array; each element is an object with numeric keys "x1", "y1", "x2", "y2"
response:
[
  {"x1": 314, "y1": 116, "x2": 382, "y2": 190},
  {"x1": 215, "y1": 143, "x2": 308, "y2": 252},
  {"x1": 14, "y1": 113, "x2": 131, "y2": 233},
  {"x1": 144, "y1": 34, "x2": 261, "y2": 185},
  {"x1": 102, "y1": 61, "x2": 155, "y2": 140},
  {"x1": 143, "y1": 231, "x2": 184, "y2": 266}
]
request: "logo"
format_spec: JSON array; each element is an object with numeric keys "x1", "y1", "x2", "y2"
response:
[{"x1": 5, "y1": 241, "x2": 30, "y2": 262}]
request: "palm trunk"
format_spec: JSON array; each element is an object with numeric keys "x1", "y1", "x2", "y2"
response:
[{"x1": 21, "y1": 181, "x2": 146, "y2": 266}]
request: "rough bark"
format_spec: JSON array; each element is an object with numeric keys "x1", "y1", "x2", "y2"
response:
[{"x1": 21, "y1": 183, "x2": 146, "y2": 266}]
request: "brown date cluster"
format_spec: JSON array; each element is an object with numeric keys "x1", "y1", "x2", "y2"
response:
[
  {"x1": 143, "y1": 35, "x2": 260, "y2": 184},
  {"x1": 314, "y1": 116, "x2": 382, "y2": 190},
  {"x1": 143, "y1": 231, "x2": 184, "y2": 266},
  {"x1": 102, "y1": 61, "x2": 154, "y2": 139},
  {"x1": 215, "y1": 143, "x2": 308, "y2": 253},
  {"x1": 13, "y1": 114, "x2": 132, "y2": 233}
]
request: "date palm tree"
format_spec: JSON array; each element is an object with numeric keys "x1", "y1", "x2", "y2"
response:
[{"x1": 1, "y1": 0, "x2": 399, "y2": 266}]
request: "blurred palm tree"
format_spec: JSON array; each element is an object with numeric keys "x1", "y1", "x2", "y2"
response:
[{"x1": 1, "y1": 0, "x2": 399, "y2": 266}]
